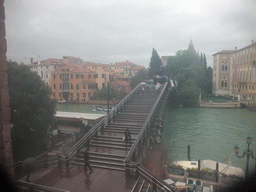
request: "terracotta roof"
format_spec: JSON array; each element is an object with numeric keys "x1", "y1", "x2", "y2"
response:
[
  {"x1": 161, "y1": 56, "x2": 173, "y2": 60},
  {"x1": 111, "y1": 80, "x2": 130, "y2": 86},
  {"x1": 124, "y1": 65, "x2": 145, "y2": 71},
  {"x1": 54, "y1": 65, "x2": 94, "y2": 73},
  {"x1": 83, "y1": 62, "x2": 109, "y2": 66},
  {"x1": 112, "y1": 61, "x2": 135, "y2": 66},
  {"x1": 40, "y1": 58, "x2": 66, "y2": 65},
  {"x1": 212, "y1": 50, "x2": 236, "y2": 56}
]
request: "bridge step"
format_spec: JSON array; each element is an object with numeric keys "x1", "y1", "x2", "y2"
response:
[
  {"x1": 131, "y1": 177, "x2": 151, "y2": 192},
  {"x1": 71, "y1": 161, "x2": 125, "y2": 171},
  {"x1": 74, "y1": 155, "x2": 124, "y2": 163},
  {"x1": 94, "y1": 137, "x2": 135, "y2": 143},
  {"x1": 91, "y1": 140, "x2": 134, "y2": 146},
  {"x1": 90, "y1": 143, "x2": 131, "y2": 150},
  {"x1": 106, "y1": 123, "x2": 143, "y2": 128},
  {"x1": 101, "y1": 129, "x2": 140, "y2": 134},
  {"x1": 88, "y1": 151, "x2": 126, "y2": 159},
  {"x1": 103, "y1": 127, "x2": 141, "y2": 131}
]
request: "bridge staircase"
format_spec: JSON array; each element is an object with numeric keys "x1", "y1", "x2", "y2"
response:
[
  {"x1": 72, "y1": 89, "x2": 160, "y2": 171},
  {"x1": 131, "y1": 176, "x2": 151, "y2": 192}
]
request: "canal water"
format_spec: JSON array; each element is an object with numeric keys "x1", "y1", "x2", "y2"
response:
[
  {"x1": 57, "y1": 104, "x2": 256, "y2": 174},
  {"x1": 162, "y1": 107, "x2": 256, "y2": 174}
]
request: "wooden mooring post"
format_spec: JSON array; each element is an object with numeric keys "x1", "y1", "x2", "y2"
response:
[{"x1": 187, "y1": 145, "x2": 191, "y2": 161}]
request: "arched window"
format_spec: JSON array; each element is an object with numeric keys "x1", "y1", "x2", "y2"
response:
[
  {"x1": 221, "y1": 61, "x2": 228, "y2": 73},
  {"x1": 71, "y1": 83, "x2": 73, "y2": 90},
  {"x1": 76, "y1": 84, "x2": 79, "y2": 90}
]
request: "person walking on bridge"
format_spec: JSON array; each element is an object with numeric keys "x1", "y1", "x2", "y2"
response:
[
  {"x1": 84, "y1": 149, "x2": 93, "y2": 173},
  {"x1": 124, "y1": 128, "x2": 131, "y2": 148}
]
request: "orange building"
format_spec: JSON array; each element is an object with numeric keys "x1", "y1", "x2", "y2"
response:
[
  {"x1": 50, "y1": 65, "x2": 97, "y2": 103},
  {"x1": 83, "y1": 62, "x2": 114, "y2": 90}
]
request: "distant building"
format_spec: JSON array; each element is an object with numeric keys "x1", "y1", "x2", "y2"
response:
[
  {"x1": 110, "y1": 60, "x2": 145, "y2": 80},
  {"x1": 161, "y1": 56, "x2": 173, "y2": 67},
  {"x1": 161, "y1": 40, "x2": 197, "y2": 67},
  {"x1": 212, "y1": 40, "x2": 256, "y2": 100},
  {"x1": 111, "y1": 80, "x2": 131, "y2": 94},
  {"x1": 83, "y1": 62, "x2": 113, "y2": 90},
  {"x1": 188, "y1": 40, "x2": 196, "y2": 53},
  {"x1": 50, "y1": 65, "x2": 97, "y2": 103}
]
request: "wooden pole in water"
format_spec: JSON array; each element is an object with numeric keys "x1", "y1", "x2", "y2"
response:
[
  {"x1": 216, "y1": 162, "x2": 219, "y2": 182},
  {"x1": 187, "y1": 145, "x2": 191, "y2": 161},
  {"x1": 198, "y1": 159, "x2": 201, "y2": 178}
]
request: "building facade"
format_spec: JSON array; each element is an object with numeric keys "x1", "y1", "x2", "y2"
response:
[
  {"x1": 50, "y1": 65, "x2": 97, "y2": 103},
  {"x1": 213, "y1": 41, "x2": 256, "y2": 100}
]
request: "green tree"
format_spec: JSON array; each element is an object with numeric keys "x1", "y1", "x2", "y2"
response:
[
  {"x1": 165, "y1": 50, "x2": 210, "y2": 107},
  {"x1": 129, "y1": 69, "x2": 147, "y2": 89},
  {"x1": 148, "y1": 48, "x2": 163, "y2": 77},
  {"x1": 93, "y1": 85, "x2": 118, "y2": 100},
  {"x1": 7, "y1": 61, "x2": 56, "y2": 161}
]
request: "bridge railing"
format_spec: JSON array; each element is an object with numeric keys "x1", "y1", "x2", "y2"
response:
[
  {"x1": 124, "y1": 82, "x2": 168, "y2": 165},
  {"x1": 136, "y1": 165, "x2": 178, "y2": 192},
  {"x1": 16, "y1": 180, "x2": 70, "y2": 192},
  {"x1": 60, "y1": 82, "x2": 143, "y2": 160}
]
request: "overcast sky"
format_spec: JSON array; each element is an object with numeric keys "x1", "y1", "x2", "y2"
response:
[{"x1": 4, "y1": 0, "x2": 256, "y2": 67}]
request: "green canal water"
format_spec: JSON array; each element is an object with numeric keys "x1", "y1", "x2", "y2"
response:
[
  {"x1": 162, "y1": 107, "x2": 256, "y2": 174},
  {"x1": 57, "y1": 104, "x2": 256, "y2": 173}
]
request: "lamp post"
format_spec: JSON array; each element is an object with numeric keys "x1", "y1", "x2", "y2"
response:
[{"x1": 234, "y1": 136, "x2": 255, "y2": 178}]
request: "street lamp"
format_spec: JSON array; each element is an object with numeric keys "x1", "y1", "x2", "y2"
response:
[{"x1": 234, "y1": 136, "x2": 255, "y2": 178}]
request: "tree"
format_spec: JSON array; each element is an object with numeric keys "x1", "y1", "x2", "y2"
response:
[
  {"x1": 164, "y1": 50, "x2": 210, "y2": 107},
  {"x1": 129, "y1": 69, "x2": 147, "y2": 89},
  {"x1": 148, "y1": 48, "x2": 163, "y2": 77},
  {"x1": 93, "y1": 85, "x2": 118, "y2": 100},
  {"x1": 7, "y1": 61, "x2": 56, "y2": 161}
]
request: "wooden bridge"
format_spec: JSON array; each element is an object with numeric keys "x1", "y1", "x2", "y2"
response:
[{"x1": 16, "y1": 82, "x2": 178, "y2": 192}]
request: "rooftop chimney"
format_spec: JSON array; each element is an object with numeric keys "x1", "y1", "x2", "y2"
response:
[
  {"x1": 235, "y1": 47, "x2": 237, "y2": 51},
  {"x1": 30, "y1": 58, "x2": 33, "y2": 64},
  {"x1": 252, "y1": 40, "x2": 255, "y2": 44}
]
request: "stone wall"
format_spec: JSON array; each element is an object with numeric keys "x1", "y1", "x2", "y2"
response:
[{"x1": 0, "y1": 0, "x2": 14, "y2": 177}]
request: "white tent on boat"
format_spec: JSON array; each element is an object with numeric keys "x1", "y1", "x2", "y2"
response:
[{"x1": 172, "y1": 160, "x2": 245, "y2": 178}]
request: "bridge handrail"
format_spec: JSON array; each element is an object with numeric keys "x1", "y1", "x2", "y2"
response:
[
  {"x1": 16, "y1": 180, "x2": 70, "y2": 192},
  {"x1": 124, "y1": 82, "x2": 168, "y2": 164},
  {"x1": 61, "y1": 82, "x2": 142, "y2": 159},
  {"x1": 136, "y1": 165, "x2": 178, "y2": 192}
]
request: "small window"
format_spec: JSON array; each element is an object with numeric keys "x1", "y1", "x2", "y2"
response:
[
  {"x1": 81, "y1": 74, "x2": 84, "y2": 79},
  {"x1": 53, "y1": 93, "x2": 55, "y2": 96},
  {"x1": 71, "y1": 74, "x2": 73, "y2": 79},
  {"x1": 71, "y1": 83, "x2": 73, "y2": 90},
  {"x1": 54, "y1": 83, "x2": 56, "y2": 90},
  {"x1": 53, "y1": 74, "x2": 56, "y2": 79},
  {"x1": 77, "y1": 93, "x2": 79, "y2": 97},
  {"x1": 102, "y1": 74, "x2": 105, "y2": 78},
  {"x1": 76, "y1": 84, "x2": 79, "y2": 90},
  {"x1": 83, "y1": 93, "x2": 86, "y2": 97},
  {"x1": 66, "y1": 69, "x2": 69, "y2": 72},
  {"x1": 94, "y1": 74, "x2": 98, "y2": 78},
  {"x1": 89, "y1": 74, "x2": 91, "y2": 78},
  {"x1": 62, "y1": 69, "x2": 65, "y2": 72},
  {"x1": 59, "y1": 93, "x2": 61, "y2": 97},
  {"x1": 76, "y1": 74, "x2": 79, "y2": 79},
  {"x1": 83, "y1": 85, "x2": 86, "y2": 89}
]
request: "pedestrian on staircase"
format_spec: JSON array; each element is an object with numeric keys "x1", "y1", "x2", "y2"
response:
[
  {"x1": 124, "y1": 128, "x2": 131, "y2": 148},
  {"x1": 84, "y1": 149, "x2": 92, "y2": 173}
]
